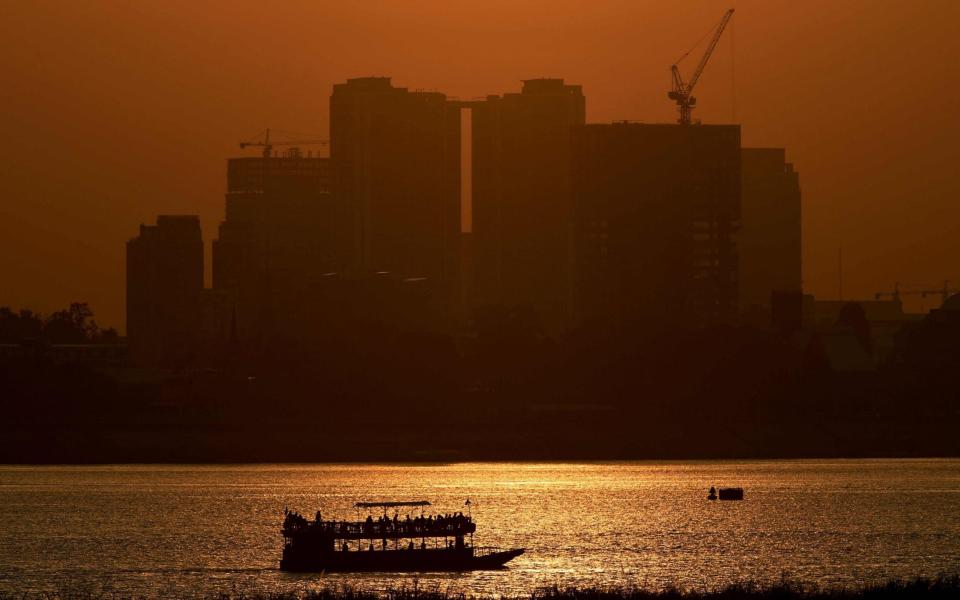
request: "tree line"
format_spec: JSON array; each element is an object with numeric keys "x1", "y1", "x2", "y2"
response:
[{"x1": 0, "y1": 302, "x2": 118, "y2": 344}]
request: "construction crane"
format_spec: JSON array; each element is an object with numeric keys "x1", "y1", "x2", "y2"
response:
[
  {"x1": 875, "y1": 281, "x2": 958, "y2": 305},
  {"x1": 239, "y1": 128, "x2": 329, "y2": 158},
  {"x1": 668, "y1": 8, "x2": 735, "y2": 125}
]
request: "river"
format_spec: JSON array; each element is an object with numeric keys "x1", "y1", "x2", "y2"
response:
[{"x1": 1, "y1": 460, "x2": 959, "y2": 597}]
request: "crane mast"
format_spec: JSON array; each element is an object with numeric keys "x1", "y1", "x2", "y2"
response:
[{"x1": 669, "y1": 8, "x2": 735, "y2": 125}]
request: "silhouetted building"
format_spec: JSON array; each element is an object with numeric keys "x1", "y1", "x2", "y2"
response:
[
  {"x1": 771, "y1": 290, "x2": 804, "y2": 333},
  {"x1": 740, "y1": 148, "x2": 802, "y2": 312},
  {"x1": 469, "y1": 79, "x2": 585, "y2": 334},
  {"x1": 572, "y1": 122, "x2": 741, "y2": 327},
  {"x1": 198, "y1": 288, "x2": 234, "y2": 349},
  {"x1": 299, "y1": 272, "x2": 445, "y2": 340},
  {"x1": 806, "y1": 296, "x2": 919, "y2": 362},
  {"x1": 926, "y1": 293, "x2": 960, "y2": 325},
  {"x1": 126, "y1": 215, "x2": 203, "y2": 365},
  {"x1": 330, "y1": 77, "x2": 462, "y2": 318},
  {"x1": 212, "y1": 148, "x2": 334, "y2": 341}
]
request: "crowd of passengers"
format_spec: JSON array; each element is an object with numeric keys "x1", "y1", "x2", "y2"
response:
[{"x1": 307, "y1": 511, "x2": 472, "y2": 536}]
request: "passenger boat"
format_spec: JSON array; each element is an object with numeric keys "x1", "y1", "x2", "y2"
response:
[{"x1": 280, "y1": 500, "x2": 525, "y2": 572}]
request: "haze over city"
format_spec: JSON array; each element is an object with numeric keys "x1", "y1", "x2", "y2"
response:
[
  {"x1": 3, "y1": 0, "x2": 960, "y2": 329},
  {"x1": 3, "y1": 3, "x2": 960, "y2": 599}
]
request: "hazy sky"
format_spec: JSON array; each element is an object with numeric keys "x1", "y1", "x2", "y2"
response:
[{"x1": 2, "y1": 0, "x2": 959, "y2": 329}]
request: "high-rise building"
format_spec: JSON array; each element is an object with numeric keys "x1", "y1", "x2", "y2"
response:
[
  {"x1": 572, "y1": 123, "x2": 741, "y2": 328},
  {"x1": 469, "y1": 79, "x2": 586, "y2": 334},
  {"x1": 739, "y1": 148, "x2": 802, "y2": 312},
  {"x1": 330, "y1": 77, "x2": 462, "y2": 310},
  {"x1": 126, "y1": 215, "x2": 203, "y2": 365},
  {"x1": 212, "y1": 148, "x2": 334, "y2": 341}
]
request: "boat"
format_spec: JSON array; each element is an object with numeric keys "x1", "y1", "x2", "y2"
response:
[{"x1": 280, "y1": 500, "x2": 525, "y2": 572}]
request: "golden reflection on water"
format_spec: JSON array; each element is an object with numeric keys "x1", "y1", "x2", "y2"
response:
[{"x1": 1, "y1": 461, "x2": 960, "y2": 598}]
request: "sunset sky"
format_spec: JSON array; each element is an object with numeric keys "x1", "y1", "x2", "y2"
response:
[{"x1": 2, "y1": 0, "x2": 959, "y2": 330}]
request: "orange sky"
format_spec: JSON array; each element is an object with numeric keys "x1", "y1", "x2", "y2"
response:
[{"x1": 2, "y1": 0, "x2": 959, "y2": 329}]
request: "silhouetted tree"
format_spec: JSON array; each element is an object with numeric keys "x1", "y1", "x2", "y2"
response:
[
  {"x1": 0, "y1": 308, "x2": 44, "y2": 342},
  {"x1": 0, "y1": 302, "x2": 114, "y2": 344}
]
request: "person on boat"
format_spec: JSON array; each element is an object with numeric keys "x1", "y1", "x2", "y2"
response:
[{"x1": 315, "y1": 511, "x2": 322, "y2": 523}]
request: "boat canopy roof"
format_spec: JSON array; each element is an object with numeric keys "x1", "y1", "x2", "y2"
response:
[{"x1": 355, "y1": 501, "x2": 431, "y2": 508}]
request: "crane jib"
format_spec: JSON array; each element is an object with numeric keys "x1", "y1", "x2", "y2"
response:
[{"x1": 669, "y1": 8, "x2": 735, "y2": 125}]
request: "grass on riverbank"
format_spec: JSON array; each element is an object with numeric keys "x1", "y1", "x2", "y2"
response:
[
  {"x1": 235, "y1": 576, "x2": 960, "y2": 600},
  {"x1": 531, "y1": 576, "x2": 960, "y2": 599},
  {"x1": 5, "y1": 577, "x2": 960, "y2": 600}
]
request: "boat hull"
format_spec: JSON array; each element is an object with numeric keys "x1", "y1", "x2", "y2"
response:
[{"x1": 280, "y1": 548, "x2": 524, "y2": 572}]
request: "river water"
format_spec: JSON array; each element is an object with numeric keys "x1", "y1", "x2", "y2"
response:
[{"x1": 1, "y1": 461, "x2": 959, "y2": 598}]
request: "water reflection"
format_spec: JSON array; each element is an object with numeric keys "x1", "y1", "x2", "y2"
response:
[{"x1": 0, "y1": 461, "x2": 959, "y2": 598}]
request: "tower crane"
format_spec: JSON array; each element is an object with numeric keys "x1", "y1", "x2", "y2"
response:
[
  {"x1": 668, "y1": 8, "x2": 735, "y2": 125},
  {"x1": 239, "y1": 128, "x2": 329, "y2": 158},
  {"x1": 874, "y1": 281, "x2": 958, "y2": 305}
]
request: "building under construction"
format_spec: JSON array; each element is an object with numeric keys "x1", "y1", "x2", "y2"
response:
[
  {"x1": 572, "y1": 122, "x2": 741, "y2": 328},
  {"x1": 212, "y1": 148, "x2": 334, "y2": 341}
]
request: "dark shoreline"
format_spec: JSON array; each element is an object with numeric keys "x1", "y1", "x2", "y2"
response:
[
  {"x1": 2, "y1": 456, "x2": 960, "y2": 466},
  {"x1": 3, "y1": 419, "x2": 959, "y2": 464},
  {"x1": 3, "y1": 578, "x2": 960, "y2": 600}
]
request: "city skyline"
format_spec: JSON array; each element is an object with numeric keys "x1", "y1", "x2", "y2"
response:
[
  {"x1": 3, "y1": 1, "x2": 960, "y2": 329},
  {"x1": 4, "y1": 5, "x2": 960, "y2": 598},
  {"x1": 124, "y1": 75, "x2": 798, "y2": 362}
]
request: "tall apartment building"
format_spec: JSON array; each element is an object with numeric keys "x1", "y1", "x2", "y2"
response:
[
  {"x1": 330, "y1": 77, "x2": 462, "y2": 310},
  {"x1": 469, "y1": 79, "x2": 586, "y2": 334},
  {"x1": 739, "y1": 148, "x2": 802, "y2": 312},
  {"x1": 211, "y1": 148, "x2": 334, "y2": 341},
  {"x1": 126, "y1": 215, "x2": 203, "y2": 365},
  {"x1": 573, "y1": 123, "x2": 741, "y2": 328}
]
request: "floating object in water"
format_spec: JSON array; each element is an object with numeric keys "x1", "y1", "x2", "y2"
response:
[
  {"x1": 708, "y1": 486, "x2": 743, "y2": 500},
  {"x1": 718, "y1": 487, "x2": 744, "y2": 500}
]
